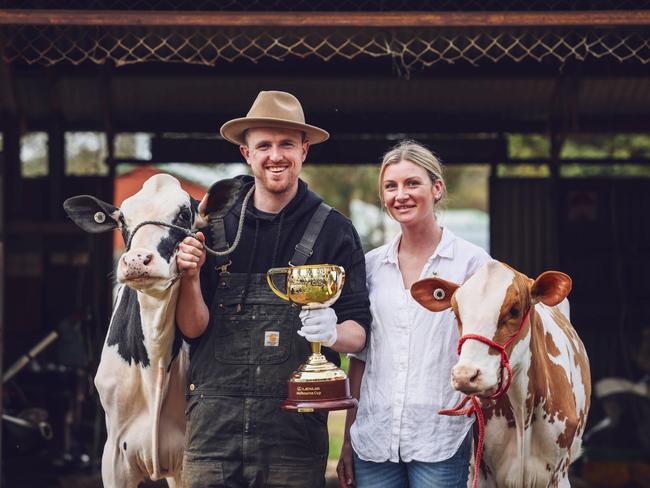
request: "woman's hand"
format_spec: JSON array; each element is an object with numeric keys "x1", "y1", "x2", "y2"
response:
[{"x1": 337, "y1": 439, "x2": 355, "y2": 487}]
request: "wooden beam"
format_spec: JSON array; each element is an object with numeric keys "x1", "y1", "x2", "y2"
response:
[
  {"x1": 1, "y1": 10, "x2": 650, "y2": 27},
  {"x1": 150, "y1": 135, "x2": 508, "y2": 165},
  {"x1": 507, "y1": 157, "x2": 650, "y2": 165},
  {"x1": 146, "y1": 136, "x2": 650, "y2": 165},
  {"x1": 18, "y1": 109, "x2": 650, "y2": 135}
]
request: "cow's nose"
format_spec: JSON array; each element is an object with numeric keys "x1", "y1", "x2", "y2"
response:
[
  {"x1": 122, "y1": 251, "x2": 154, "y2": 266},
  {"x1": 120, "y1": 248, "x2": 155, "y2": 277},
  {"x1": 451, "y1": 364, "x2": 481, "y2": 393}
]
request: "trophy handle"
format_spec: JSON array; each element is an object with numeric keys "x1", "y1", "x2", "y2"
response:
[{"x1": 267, "y1": 267, "x2": 290, "y2": 301}]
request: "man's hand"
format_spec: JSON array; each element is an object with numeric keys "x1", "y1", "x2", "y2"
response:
[
  {"x1": 298, "y1": 307, "x2": 338, "y2": 347},
  {"x1": 176, "y1": 232, "x2": 206, "y2": 278}
]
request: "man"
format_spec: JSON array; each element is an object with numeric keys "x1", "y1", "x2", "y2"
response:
[{"x1": 176, "y1": 90, "x2": 371, "y2": 487}]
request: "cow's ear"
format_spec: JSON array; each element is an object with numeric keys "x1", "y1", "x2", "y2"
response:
[
  {"x1": 200, "y1": 178, "x2": 243, "y2": 219},
  {"x1": 530, "y1": 271, "x2": 572, "y2": 306},
  {"x1": 411, "y1": 276, "x2": 459, "y2": 312},
  {"x1": 63, "y1": 195, "x2": 121, "y2": 233},
  {"x1": 190, "y1": 197, "x2": 207, "y2": 228}
]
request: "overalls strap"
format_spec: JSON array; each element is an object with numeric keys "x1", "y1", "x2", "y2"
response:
[
  {"x1": 208, "y1": 215, "x2": 231, "y2": 270},
  {"x1": 290, "y1": 202, "x2": 332, "y2": 266}
]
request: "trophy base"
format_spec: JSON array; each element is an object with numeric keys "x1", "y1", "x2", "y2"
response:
[
  {"x1": 281, "y1": 396, "x2": 358, "y2": 413},
  {"x1": 281, "y1": 352, "x2": 359, "y2": 413}
]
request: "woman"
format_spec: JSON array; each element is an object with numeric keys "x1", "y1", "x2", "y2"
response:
[{"x1": 337, "y1": 140, "x2": 490, "y2": 488}]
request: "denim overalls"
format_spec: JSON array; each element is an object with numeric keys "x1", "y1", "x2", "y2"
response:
[{"x1": 183, "y1": 204, "x2": 332, "y2": 488}]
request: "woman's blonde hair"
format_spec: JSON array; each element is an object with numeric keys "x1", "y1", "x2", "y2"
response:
[{"x1": 378, "y1": 140, "x2": 446, "y2": 206}]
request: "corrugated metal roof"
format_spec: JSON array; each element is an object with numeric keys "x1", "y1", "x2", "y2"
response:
[{"x1": 3, "y1": 64, "x2": 650, "y2": 133}]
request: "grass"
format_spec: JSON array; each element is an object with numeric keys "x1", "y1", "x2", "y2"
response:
[
  {"x1": 328, "y1": 409, "x2": 347, "y2": 461},
  {"x1": 328, "y1": 354, "x2": 350, "y2": 462}
]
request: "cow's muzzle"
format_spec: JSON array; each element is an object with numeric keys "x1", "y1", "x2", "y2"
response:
[
  {"x1": 451, "y1": 364, "x2": 483, "y2": 394},
  {"x1": 119, "y1": 248, "x2": 156, "y2": 281}
]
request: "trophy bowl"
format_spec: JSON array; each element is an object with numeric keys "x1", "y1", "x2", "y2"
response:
[{"x1": 267, "y1": 264, "x2": 358, "y2": 412}]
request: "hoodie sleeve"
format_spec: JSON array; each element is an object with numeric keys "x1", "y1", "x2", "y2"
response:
[{"x1": 321, "y1": 213, "x2": 372, "y2": 335}]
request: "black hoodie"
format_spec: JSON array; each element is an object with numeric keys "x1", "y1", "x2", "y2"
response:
[{"x1": 199, "y1": 175, "x2": 371, "y2": 358}]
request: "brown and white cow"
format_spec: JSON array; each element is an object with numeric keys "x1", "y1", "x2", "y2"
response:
[
  {"x1": 412, "y1": 260, "x2": 591, "y2": 488},
  {"x1": 63, "y1": 174, "x2": 239, "y2": 487}
]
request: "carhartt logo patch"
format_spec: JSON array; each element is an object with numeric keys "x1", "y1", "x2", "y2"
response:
[{"x1": 264, "y1": 331, "x2": 280, "y2": 347}]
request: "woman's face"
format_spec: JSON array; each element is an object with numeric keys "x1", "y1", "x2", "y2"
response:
[{"x1": 381, "y1": 160, "x2": 442, "y2": 226}]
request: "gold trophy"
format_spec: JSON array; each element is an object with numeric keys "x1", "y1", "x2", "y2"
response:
[{"x1": 267, "y1": 264, "x2": 358, "y2": 412}]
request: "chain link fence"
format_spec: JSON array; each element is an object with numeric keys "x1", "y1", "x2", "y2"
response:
[{"x1": 2, "y1": 25, "x2": 649, "y2": 71}]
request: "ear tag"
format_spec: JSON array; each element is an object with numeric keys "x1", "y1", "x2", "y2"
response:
[
  {"x1": 94, "y1": 212, "x2": 106, "y2": 223},
  {"x1": 433, "y1": 288, "x2": 446, "y2": 300}
]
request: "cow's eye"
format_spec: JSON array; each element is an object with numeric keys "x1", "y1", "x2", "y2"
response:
[
  {"x1": 179, "y1": 209, "x2": 191, "y2": 222},
  {"x1": 509, "y1": 306, "x2": 519, "y2": 317}
]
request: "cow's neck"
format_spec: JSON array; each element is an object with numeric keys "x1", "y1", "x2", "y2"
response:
[
  {"x1": 134, "y1": 283, "x2": 182, "y2": 482},
  {"x1": 523, "y1": 306, "x2": 555, "y2": 420},
  {"x1": 506, "y1": 324, "x2": 534, "y2": 425},
  {"x1": 136, "y1": 283, "x2": 181, "y2": 371},
  {"x1": 481, "y1": 309, "x2": 537, "y2": 485},
  {"x1": 497, "y1": 307, "x2": 560, "y2": 485}
]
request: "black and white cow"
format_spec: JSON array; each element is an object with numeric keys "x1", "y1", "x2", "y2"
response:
[{"x1": 64, "y1": 174, "x2": 239, "y2": 487}]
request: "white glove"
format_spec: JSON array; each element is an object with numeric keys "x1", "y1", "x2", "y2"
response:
[{"x1": 298, "y1": 307, "x2": 338, "y2": 347}]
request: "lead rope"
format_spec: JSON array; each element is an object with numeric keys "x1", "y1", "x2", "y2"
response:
[
  {"x1": 125, "y1": 185, "x2": 255, "y2": 256},
  {"x1": 439, "y1": 307, "x2": 531, "y2": 488}
]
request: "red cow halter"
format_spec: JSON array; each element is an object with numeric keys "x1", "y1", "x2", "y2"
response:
[{"x1": 439, "y1": 306, "x2": 531, "y2": 488}]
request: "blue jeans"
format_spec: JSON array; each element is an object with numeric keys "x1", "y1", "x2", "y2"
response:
[{"x1": 353, "y1": 433, "x2": 471, "y2": 488}]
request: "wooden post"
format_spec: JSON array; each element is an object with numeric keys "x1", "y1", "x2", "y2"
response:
[
  {"x1": 47, "y1": 66, "x2": 64, "y2": 221},
  {"x1": 87, "y1": 62, "x2": 116, "y2": 468},
  {"x1": 488, "y1": 135, "x2": 503, "y2": 255},
  {"x1": 0, "y1": 126, "x2": 5, "y2": 488},
  {"x1": 0, "y1": 113, "x2": 19, "y2": 488},
  {"x1": 0, "y1": 47, "x2": 8, "y2": 481}
]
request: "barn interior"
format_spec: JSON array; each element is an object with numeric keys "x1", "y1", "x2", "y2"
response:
[{"x1": 1, "y1": 2, "x2": 650, "y2": 486}]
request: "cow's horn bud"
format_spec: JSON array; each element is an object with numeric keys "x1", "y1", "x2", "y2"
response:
[
  {"x1": 433, "y1": 288, "x2": 445, "y2": 300},
  {"x1": 94, "y1": 211, "x2": 106, "y2": 223}
]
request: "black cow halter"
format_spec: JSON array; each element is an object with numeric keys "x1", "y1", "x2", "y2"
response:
[{"x1": 124, "y1": 185, "x2": 254, "y2": 256}]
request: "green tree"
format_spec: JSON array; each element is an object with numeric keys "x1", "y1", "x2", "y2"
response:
[{"x1": 302, "y1": 164, "x2": 381, "y2": 218}]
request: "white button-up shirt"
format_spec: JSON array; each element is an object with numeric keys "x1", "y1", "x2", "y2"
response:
[{"x1": 350, "y1": 228, "x2": 491, "y2": 463}]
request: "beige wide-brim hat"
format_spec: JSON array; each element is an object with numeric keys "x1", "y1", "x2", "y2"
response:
[{"x1": 220, "y1": 90, "x2": 329, "y2": 146}]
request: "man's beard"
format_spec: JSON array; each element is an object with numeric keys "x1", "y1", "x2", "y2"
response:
[
  {"x1": 267, "y1": 182, "x2": 292, "y2": 194},
  {"x1": 258, "y1": 162, "x2": 296, "y2": 195}
]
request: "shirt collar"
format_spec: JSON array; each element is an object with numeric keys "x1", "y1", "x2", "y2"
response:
[
  {"x1": 381, "y1": 226, "x2": 456, "y2": 265},
  {"x1": 433, "y1": 227, "x2": 456, "y2": 260},
  {"x1": 382, "y1": 233, "x2": 401, "y2": 265}
]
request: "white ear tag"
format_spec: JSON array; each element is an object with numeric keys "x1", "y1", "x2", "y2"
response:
[
  {"x1": 94, "y1": 212, "x2": 106, "y2": 223},
  {"x1": 433, "y1": 288, "x2": 446, "y2": 300}
]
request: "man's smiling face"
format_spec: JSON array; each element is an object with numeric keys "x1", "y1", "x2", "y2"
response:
[{"x1": 240, "y1": 127, "x2": 309, "y2": 197}]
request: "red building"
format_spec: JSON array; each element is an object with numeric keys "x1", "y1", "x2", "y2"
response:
[{"x1": 113, "y1": 166, "x2": 207, "y2": 252}]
